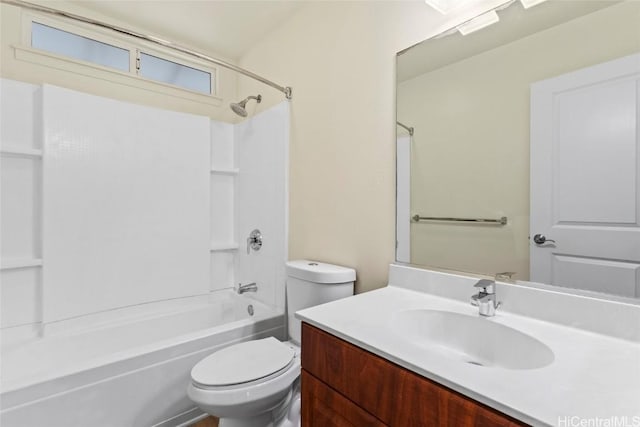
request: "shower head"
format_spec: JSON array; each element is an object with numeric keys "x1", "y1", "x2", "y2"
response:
[
  {"x1": 230, "y1": 102, "x2": 248, "y2": 118},
  {"x1": 230, "y1": 95, "x2": 262, "y2": 117}
]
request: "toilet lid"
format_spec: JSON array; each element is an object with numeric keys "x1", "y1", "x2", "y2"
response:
[{"x1": 191, "y1": 337, "x2": 295, "y2": 386}]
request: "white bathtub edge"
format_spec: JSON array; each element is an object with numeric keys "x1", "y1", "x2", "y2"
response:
[{"x1": 153, "y1": 407, "x2": 207, "y2": 427}]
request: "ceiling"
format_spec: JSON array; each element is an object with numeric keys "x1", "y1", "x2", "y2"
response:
[
  {"x1": 66, "y1": 0, "x2": 307, "y2": 60},
  {"x1": 397, "y1": 0, "x2": 619, "y2": 82}
]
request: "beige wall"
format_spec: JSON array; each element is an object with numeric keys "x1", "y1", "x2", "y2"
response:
[
  {"x1": 237, "y1": 1, "x2": 509, "y2": 293},
  {"x1": 1, "y1": 0, "x2": 513, "y2": 294},
  {"x1": 398, "y1": 2, "x2": 640, "y2": 280},
  {"x1": 0, "y1": 2, "x2": 238, "y2": 121}
]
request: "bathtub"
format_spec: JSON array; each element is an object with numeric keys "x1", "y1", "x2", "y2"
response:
[{"x1": 0, "y1": 290, "x2": 284, "y2": 427}]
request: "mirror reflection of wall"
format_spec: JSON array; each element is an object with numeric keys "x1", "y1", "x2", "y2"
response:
[{"x1": 397, "y1": 0, "x2": 640, "y2": 298}]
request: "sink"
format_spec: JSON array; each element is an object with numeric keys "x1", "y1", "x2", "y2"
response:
[{"x1": 390, "y1": 309, "x2": 554, "y2": 370}]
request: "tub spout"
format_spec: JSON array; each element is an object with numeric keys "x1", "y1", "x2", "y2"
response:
[{"x1": 237, "y1": 282, "x2": 258, "y2": 294}]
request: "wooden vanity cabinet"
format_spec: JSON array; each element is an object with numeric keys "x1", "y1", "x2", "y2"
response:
[{"x1": 301, "y1": 323, "x2": 528, "y2": 427}]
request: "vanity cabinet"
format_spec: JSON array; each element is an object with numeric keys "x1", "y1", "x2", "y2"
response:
[{"x1": 301, "y1": 323, "x2": 528, "y2": 427}]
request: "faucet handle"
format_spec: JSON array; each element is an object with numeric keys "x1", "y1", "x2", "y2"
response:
[
  {"x1": 495, "y1": 271, "x2": 516, "y2": 282},
  {"x1": 473, "y1": 279, "x2": 495, "y2": 293},
  {"x1": 246, "y1": 229, "x2": 263, "y2": 255}
]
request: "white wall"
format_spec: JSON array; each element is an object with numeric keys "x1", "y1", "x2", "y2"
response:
[
  {"x1": 209, "y1": 101, "x2": 290, "y2": 311},
  {"x1": 1, "y1": 79, "x2": 289, "y2": 337},
  {"x1": 1, "y1": 79, "x2": 44, "y2": 334},
  {"x1": 209, "y1": 120, "x2": 238, "y2": 291},
  {"x1": 236, "y1": 102, "x2": 289, "y2": 310},
  {"x1": 237, "y1": 0, "x2": 508, "y2": 293},
  {"x1": 40, "y1": 85, "x2": 211, "y2": 323}
]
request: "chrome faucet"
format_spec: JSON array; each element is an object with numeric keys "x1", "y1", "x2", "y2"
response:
[
  {"x1": 470, "y1": 279, "x2": 500, "y2": 317},
  {"x1": 237, "y1": 282, "x2": 258, "y2": 294}
]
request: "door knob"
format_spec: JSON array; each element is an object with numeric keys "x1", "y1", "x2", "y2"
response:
[{"x1": 533, "y1": 234, "x2": 556, "y2": 245}]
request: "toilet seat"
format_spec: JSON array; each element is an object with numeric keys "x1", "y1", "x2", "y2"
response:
[
  {"x1": 191, "y1": 337, "x2": 295, "y2": 388},
  {"x1": 188, "y1": 339, "x2": 301, "y2": 419}
]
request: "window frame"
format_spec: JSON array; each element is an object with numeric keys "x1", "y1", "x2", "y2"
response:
[
  {"x1": 19, "y1": 11, "x2": 220, "y2": 101},
  {"x1": 30, "y1": 21, "x2": 132, "y2": 73},
  {"x1": 135, "y1": 48, "x2": 216, "y2": 96}
]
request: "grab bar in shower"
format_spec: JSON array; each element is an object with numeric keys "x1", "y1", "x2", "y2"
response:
[
  {"x1": 411, "y1": 215, "x2": 507, "y2": 225},
  {"x1": 396, "y1": 121, "x2": 414, "y2": 136}
]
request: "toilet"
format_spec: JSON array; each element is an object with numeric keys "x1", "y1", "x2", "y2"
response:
[{"x1": 187, "y1": 260, "x2": 355, "y2": 427}]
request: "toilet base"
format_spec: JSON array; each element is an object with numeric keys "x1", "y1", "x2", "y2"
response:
[
  {"x1": 218, "y1": 412, "x2": 273, "y2": 427},
  {"x1": 218, "y1": 379, "x2": 300, "y2": 427}
]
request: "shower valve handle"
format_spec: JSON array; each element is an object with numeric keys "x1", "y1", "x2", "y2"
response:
[{"x1": 247, "y1": 229, "x2": 263, "y2": 254}]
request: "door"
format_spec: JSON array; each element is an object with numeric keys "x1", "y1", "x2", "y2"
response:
[{"x1": 530, "y1": 53, "x2": 640, "y2": 298}]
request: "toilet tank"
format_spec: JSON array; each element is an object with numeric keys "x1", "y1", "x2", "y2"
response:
[{"x1": 286, "y1": 260, "x2": 355, "y2": 344}]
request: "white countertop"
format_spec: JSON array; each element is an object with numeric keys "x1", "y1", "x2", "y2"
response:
[{"x1": 296, "y1": 282, "x2": 640, "y2": 426}]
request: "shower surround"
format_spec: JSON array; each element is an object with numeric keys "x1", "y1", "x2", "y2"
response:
[{"x1": 0, "y1": 78, "x2": 289, "y2": 426}]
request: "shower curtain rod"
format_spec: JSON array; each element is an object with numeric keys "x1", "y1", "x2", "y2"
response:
[
  {"x1": 1, "y1": 0, "x2": 293, "y2": 100},
  {"x1": 396, "y1": 121, "x2": 414, "y2": 136}
]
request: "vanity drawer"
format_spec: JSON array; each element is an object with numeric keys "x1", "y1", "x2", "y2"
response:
[
  {"x1": 301, "y1": 370, "x2": 386, "y2": 427},
  {"x1": 302, "y1": 323, "x2": 401, "y2": 423},
  {"x1": 301, "y1": 323, "x2": 527, "y2": 427}
]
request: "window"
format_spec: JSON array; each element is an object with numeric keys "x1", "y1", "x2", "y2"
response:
[
  {"x1": 29, "y1": 20, "x2": 216, "y2": 96},
  {"x1": 139, "y1": 53, "x2": 211, "y2": 95},
  {"x1": 31, "y1": 22, "x2": 129, "y2": 72}
]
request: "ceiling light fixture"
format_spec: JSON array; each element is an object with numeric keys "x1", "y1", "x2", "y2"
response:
[
  {"x1": 424, "y1": 0, "x2": 472, "y2": 15},
  {"x1": 457, "y1": 10, "x2": 500, "y2": 35},
  {"x1": 520, "y1": 0, "x2": 548, "y2": 9}
]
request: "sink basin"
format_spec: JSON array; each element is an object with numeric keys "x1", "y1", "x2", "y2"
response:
[{"x1": 389, "y1": 309, "x2": 554, "y2": 370}]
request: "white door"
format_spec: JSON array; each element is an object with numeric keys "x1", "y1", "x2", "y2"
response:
[{"x1": 530, "y1": 53, "x2": 640, "y2": 298}]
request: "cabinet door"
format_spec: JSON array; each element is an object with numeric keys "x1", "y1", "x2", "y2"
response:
[
  {"x1": 302, "y1": 323, "x2": 399, "y2": 423},
  {"x1": 302, "y1": 371, "x2": 386, "y2": 427},
  {"x1": 391, "y1": 371, "x2": 526, "y2": 427}
]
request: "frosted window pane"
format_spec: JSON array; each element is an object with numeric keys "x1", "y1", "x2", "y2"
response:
[
  {"x1": 140, "y1": 53, "x2": 211, "y2": 94},
  {"x1": 32, "y1": 23, "x2": 129, "y2": 72}
]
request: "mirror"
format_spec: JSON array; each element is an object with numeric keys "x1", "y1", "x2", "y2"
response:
[{"x1": 396, "y1": 0, "x2": 640, "y2": 299}]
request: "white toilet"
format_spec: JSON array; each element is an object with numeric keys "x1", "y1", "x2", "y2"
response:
[{"x1": 187, "y1": 260, "x2": 355, "y2": 427}]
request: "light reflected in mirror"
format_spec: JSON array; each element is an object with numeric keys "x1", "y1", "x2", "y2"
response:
[{"x1": 396, "y1": 0, "x2": 640, "y2": 299}]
